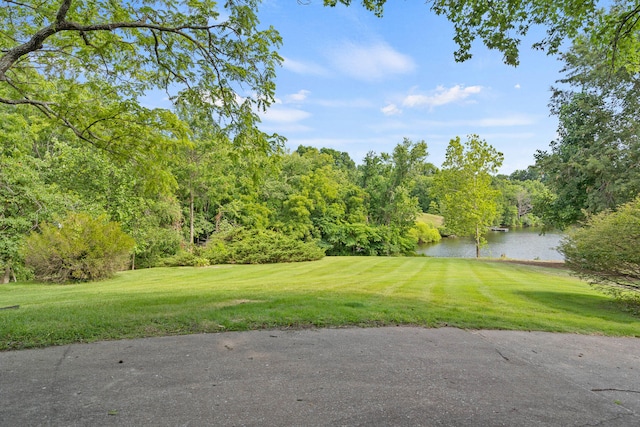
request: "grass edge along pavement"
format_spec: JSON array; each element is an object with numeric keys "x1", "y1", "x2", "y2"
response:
[{"x1": 1, "y1": 257, "x2": 638, "y2": 351}]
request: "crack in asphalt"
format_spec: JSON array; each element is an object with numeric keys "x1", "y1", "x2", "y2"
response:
[{"x1": 591, "y1": 388, "x2": 640, "y2": 394}]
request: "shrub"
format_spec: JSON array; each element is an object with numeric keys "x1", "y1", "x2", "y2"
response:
[
  {"x1": 23, "y1": 213, "x2": 135, "y2": 282},
  {"x1": 133, "y1": 227, "x2": 182, "y2": 269},
  {"x1": 203, "y1": 239, "x2": 231, "y2": 265},
  {"x1": 368, "y1": 225, "x2": 418, "y2": 256},
  {"x1": 321, "y1": 222, "x2": 381, "y2": 255},
  {"x1": 409, "y1": 222, "x2": 442, "y2": 244},
  {"x1": 558, "y1": 197, "x2": 640, "y2": 297},
  {"x1": 322, "y1": 223, "x2": 418, "y2": 256},
  {"x1": 160, "y1": 250, "x2": 210, "y2": 267},
  {"x1": 203, "y1": 228, "x2": 325, "y2": 264}
]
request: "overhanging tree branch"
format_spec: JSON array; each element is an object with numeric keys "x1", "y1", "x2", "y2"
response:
[
  {"x1": 0, "y1": 18, "x2": 227, "y2": 81},
  {"x1": 0, "y1": 0, "x2": 283, "y2": 160}
]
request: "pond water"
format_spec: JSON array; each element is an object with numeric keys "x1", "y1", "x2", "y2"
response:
[{"x1": 416, "y1": 228, "x2": 564, "y2": 261}]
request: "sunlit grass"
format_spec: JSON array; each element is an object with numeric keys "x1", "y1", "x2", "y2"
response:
[
  {"x1": 416, "y1": 213, "x2": 444, "y2": 227},
  {"x1": 1, "y1": 257, "x2": 638, "y2": 350}
]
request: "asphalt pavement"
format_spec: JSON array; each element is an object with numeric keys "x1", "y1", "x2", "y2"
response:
[{"x1": 1, "y1": 327, "x2": 639, "y2": 426}]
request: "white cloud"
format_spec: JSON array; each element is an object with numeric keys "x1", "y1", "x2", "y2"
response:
[
  {"x1": 282, "y1": 56, "x2": 329, "y2": 76},
  {"x1": 412, "y1": 114, "x2": 538, "y2": 129},
  {"x1": 472, "y1": 115, "x2": 535, "y2": 127},
  {"x1": 260, "y1": 107, "x2": 311, "y2": 123},
  {"x1": 327, "y1": 41, "x2": 415, "y2": 81},
  {"x1": 381, "y1": 103, "x2": 402, "y2": 116},
  {"x1": 261, "y1": 123, "x2": 313, "y2": 134},
  {"x1": 402, "y1": 85, "x2": 483, "y2": 108},
  {"x1": 314, "y1": 98, "x2": 374, "y2": 108},
  {"x1": 514, "y1": 84, "x2": 521, "y2": 89},
  {"x1": 285, "y1": 90, "x2": 310, "y2": 104}
]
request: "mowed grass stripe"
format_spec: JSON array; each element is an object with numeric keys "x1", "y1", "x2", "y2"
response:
[{"x1": 1, "y1": 257, "x2": 638, "y2": 350}]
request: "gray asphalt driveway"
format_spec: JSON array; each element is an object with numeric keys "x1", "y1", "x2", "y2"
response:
[{"x1": 1, "y1": 327, "x2": 639, "y2": 426}]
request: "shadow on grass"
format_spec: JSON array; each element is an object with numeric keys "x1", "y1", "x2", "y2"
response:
[
  {"x1": 4, "y1": 289, "x2": 638, "y2": 351},
  {"x1": 515, "y1": 290, "x2": 635, "y2": 319}
]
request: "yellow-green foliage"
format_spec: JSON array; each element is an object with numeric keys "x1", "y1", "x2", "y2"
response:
[
  {"x1": 410, "y1": 222, "x2": 442, "y2": 244},
  {"x1": 160, "y1": 251, "x2": 210, "y2": 267},
  {"x1": 23, "y1": 213, "x2": 134, "y2": 282},
  {"x1": 559, "y1": 197, "x2": 640, "y2": 296}
]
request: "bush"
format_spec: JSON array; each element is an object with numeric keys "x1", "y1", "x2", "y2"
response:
[
  {"x1": 558, "y1": 197, "x2": 640, "y2": 297},
  {"x1": 202, "y1": 228, "x2": 325, "y2": 264},
  {"x1": 409, "y1": 222, "x2": 442, "y2": 244},
  {"x1": 23, "y1": 213, "x2": 135, "y2": 282},
  {"x1": 321, "y1": 222, "x2": 381, "y2": 255},
  {"x1": 160, "y1": 250, "x2": 210, "y2": 267},
  {"x1": 321, "y1": 223, "x2": 418, "y2": 256},
  {"x1": 133, "y1": 227, "x2": 182, "y2": 269}
]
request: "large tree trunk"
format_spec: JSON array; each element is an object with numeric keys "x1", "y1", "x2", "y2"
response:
[{"x1": 3, "y1": 266, "x2": 11, "y2": 284}]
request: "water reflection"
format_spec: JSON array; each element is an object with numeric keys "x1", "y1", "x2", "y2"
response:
[{"x1": 417, "y1": 228, "x2": 564, "y2": 261}]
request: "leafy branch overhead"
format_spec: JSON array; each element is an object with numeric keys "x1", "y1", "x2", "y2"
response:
[
  {"x1": 325, "y1": 0, "x2": 639, "y2": 68},
  {"x1": 0, "y1": 0, "x2": 282, "y2": 157}
]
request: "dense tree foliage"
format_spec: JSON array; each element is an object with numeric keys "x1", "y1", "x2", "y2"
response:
[
  {"x1": 0, "y1": 155, "x2": 68, "y2": 282},
  {"x1": 359, "y1": 139, "x2": 427, "y2": 229},
  {"x1": 535, "y1": 34, "x2": 640, "y2": 228},
  {"x1": 559, "y1": 197, "x2": 640, "y2": 297},
  {"x1": 493, "y1": 175, "x2": 547, "y2": 228},
  {"x1": 3, "y1": 107, "x2": 555, "y2": 279},
  {"x1": 262, "y1": 142, "x2": 428, "y2": 256},
  {"x1": 0, "y1": 104, "x2": 77, "y2": 282}
]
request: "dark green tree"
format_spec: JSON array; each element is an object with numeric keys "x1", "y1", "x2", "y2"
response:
[
  {"x1": 0, "y1": 155, "x2": 71, "y2": 282},
  {"x1": 535, "y1": 35, "x2": 640, "y2": 227},
  {"x1": 359, "y1": 138, "x2": 427, "y2": 229}
]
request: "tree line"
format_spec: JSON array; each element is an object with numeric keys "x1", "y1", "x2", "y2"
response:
[{"x1": 1, "y1": 105, "x2": 550, "y2": 282}]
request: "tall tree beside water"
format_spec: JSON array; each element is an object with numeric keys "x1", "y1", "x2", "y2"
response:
[{"x1": 433, "y1": 135, "x2": 504, "y2": 258}]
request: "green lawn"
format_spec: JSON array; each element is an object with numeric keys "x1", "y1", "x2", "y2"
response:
[
  {"x1": 1, "y1": 257, "x2": 638, "y2": 350},
  {"x1": 416, "y1": 212, "x2": 444, "y2": 227}
]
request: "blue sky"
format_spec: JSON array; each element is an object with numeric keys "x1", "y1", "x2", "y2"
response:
[{"x1": 255, "y1": 1, "x2": 565, "y2": 174}]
